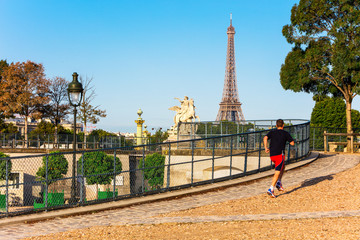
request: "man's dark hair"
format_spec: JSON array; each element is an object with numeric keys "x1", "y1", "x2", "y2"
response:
[{"x1": 276, "y1": 119, "x2": 284, "y2": 127}]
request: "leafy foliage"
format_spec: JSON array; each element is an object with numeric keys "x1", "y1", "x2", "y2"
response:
[
  {"x1": 196, "y1": 121, "x2": 254, "y2": 136},
  {"x1": 36, "y1": 151, "x2": 68, "y2": 184},
  {"x1": 78, "y1": 151, "x2": 122, "y2": 185},
  {"x1": 0, "y1": 61, "x2": 50, "y2": 142},
  {"x1": 138, "y1": 153, "x2": 165, "y2": 190},
  {"x1": 30, "y1": 121, "x2": 70, "y2": 136},
  {"x1": 148, "y1": 129, "x2": 169, "y2": 144},
  {"x1": 90, "y1": 129, "x2": 116, "y2": 138},
  {"x1": 0, "y1": 152, "x2": 11, "y2": 181},
  {"x1": 0, "y1": 60, "x2": 9, "y2": 81},
  {"x1": 280, "y1": 1, "x2": 360, "y2": 133},
  {"x1": 311, "y1": 97, "x2": 360, "y2": 129},
  {"x1": 0, "y1": 119, "x2": 18, "y2": 133}
]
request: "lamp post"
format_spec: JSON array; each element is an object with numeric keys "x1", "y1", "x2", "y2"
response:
[{"x1": 67, "y1": 72, "x2": 83, "y2": 204}]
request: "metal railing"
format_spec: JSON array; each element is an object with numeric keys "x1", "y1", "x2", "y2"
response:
[{"x1": 0, "y1": 119, "x2": 310, "y2": 217}]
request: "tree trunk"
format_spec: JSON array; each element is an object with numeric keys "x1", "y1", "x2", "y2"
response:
[
  {"x1": 24, "y1": 116, "x2": 28, "y2": 147},
  {"x1": 346, "y1": 99, "x2": 352, "y2": 152},
  {"x1": 54, "y1": 125, "x2": 58, "y2": 148},
  {"x1": 84, "y1": 123, "x2": 87, "y2": 149}
]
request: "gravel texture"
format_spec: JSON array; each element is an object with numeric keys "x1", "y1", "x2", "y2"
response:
[{"x1": 23, "y1": 153, "x2": 360, "y2": 239}]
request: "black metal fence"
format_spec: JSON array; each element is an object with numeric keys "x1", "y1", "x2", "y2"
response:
[{"x1": 0, "y1": 119, "x2": 310, "y2": 217}]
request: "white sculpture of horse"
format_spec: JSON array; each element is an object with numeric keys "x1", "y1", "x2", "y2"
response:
[{"x1": 169, "y1": 96, "x2": 200, "y2": 129}]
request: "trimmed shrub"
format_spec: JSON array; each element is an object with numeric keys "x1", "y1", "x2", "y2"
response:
[
  {"x1": 78, "y1": 151, "x2": 122, "y2": 185},
  {"x1": 36, "y1": 151, "x2": 68, "y2": 184},
  {"x1": 139, "y1": 153, "x2": 165, "y2": 190},
  {"x1": 0, "y1": 152, "x2": 11, "y2": 181}
]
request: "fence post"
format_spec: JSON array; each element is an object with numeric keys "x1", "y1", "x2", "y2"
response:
[
  {"x1": 45, "y1": 154, "x2": 48, "y2": 209},
  {"x1": 220, "y1": 122, "x2": 223, "y2": 148},
  {"x1": 80, "y1": 152, "x2": 85, "y2": 205},
  {"x1": 113, "y1": 150, "x2": 117, "y2": 200},
  {"x1": 212, "y1": 138, "x2": 215, "y2": 182},
  {"x1": 177, "y1": 123, "x2": 179, "y2": 149},
  {"x1": 230, "y1": 136, "x2": 233, "y2": 176},
  {"x1": 167, "y1": 142, "x2": 171, "y2": 189},
  {"x1": 205, "y1": 124, "x2": 208, "y2": 150},
  {"x1": 5, "y1": 157, "x2": 9, "y2": 216},
  {"x1": 258, "y1": 132, "x2": 262, "y2": 172},
  {"x1": 324, "y1": 131, "x2": 327, "y2": 152},
  {"x1": 244, "y1": 134, "x2": 248, "y2": 174},
  {"x1": 142, "y1": 146, "x2": 145, "y2": 193},
  {"x1": 191, "y1": 140, "x2": 194, "y2": 184},
  {"x1": 287, "y1": 142, "x2": 291, "y2": 163}
]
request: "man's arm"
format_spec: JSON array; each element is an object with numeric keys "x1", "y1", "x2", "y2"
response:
[
  {"x1": 263, "y1": 136, "x2": 270, "y2": 153},
  {"x1": 288, "y1": 132, "x2": 295, "y2": 146}
]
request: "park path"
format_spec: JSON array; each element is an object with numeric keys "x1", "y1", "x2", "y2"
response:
[{"x1": 0, "y1": 153, "x2": 359, "y2": 240}]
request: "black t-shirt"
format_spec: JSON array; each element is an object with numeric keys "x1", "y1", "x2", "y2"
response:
[{"x1": 266, "y1": 129, "x2": 294, "y2": 156}]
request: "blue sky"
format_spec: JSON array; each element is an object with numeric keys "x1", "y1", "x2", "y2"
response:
[{"x1": 2, "y1": 0, "x2": 355, "y2": 133}]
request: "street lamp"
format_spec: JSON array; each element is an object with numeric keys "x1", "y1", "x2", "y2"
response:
[{"x1": 67, "y1": 72, "x2": 83, "y2": 204}]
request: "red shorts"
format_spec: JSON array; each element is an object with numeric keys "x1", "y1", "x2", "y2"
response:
[{"x1": 270, "y1": 154, "x2": 285, "y2": 171}]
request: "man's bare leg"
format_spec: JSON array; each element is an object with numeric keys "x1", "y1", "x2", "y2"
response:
[
  {"x1": 271, "y1": 170, "x2": 281, "y2": 187},
  {"x1": 278, "y1": 165, "x2": 285, "y2": 182}
]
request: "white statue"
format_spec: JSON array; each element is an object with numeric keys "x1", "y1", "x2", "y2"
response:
[{"x1": 169, "y1": 96, "x2": 200, "y2": 129}]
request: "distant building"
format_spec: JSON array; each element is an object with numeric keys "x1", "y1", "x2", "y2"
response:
[
  {"x1": 59, "y1": 120, "x2": 83, "y2": 133},
  {"x1": 4, "y1": 115, "x2": 83, "y2": 134},
  {"x1": 5, "y1": 115, "x2": 38, "y2": 134}
]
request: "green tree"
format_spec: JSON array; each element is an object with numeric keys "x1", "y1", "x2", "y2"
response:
[
  {"x1": 0, "y1": 118, "x2": 18, "y2": 133},
  {"x1": 311, "y1": 97, "x2": 360, "y2": 129},
  {"x1": 32, "y1": 121, "x2": 55, "y2": 135},
  {"x1": 30, "y1": 121, "x2": 69, "y2": 135},
  {"x1": 36, "y1": 151, "x2": 68, "y2": 187},
  {"x1": 90, "y1": 129, "x2": 116, "y2": 139},
  {"x1": 0, "y1": 152, "x2": 11, "y2": 181},
  {"x1": 138, "y1": 153, "x2": 165, "y2": 190},
  {"x1": 148, "y1": 129, "x2": 169, "y2": 144},
  {"x1": 280, "y1": 1, "x2": 360, "y2": 143},
  {"x1": 78, "y1": 151, "x2": 122, "y2": 185}
]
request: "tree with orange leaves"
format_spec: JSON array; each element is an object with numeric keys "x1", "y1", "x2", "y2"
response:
[{"x1": 0, "y1": 61, "x2": 50, "y2": 145}]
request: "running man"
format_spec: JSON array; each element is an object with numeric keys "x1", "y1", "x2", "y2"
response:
[{"x1": 263, "y1": 119, "x2": 295, "y2": 198}]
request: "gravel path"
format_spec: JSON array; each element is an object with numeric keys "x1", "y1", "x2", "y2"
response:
[{"x1": 1, "y1": 153, "x2": 360, "y2": 239}]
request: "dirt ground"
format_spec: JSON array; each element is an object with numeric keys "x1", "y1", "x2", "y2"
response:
[{"x1": 25, "y1": 155, "x2": 360, "y2": 240}]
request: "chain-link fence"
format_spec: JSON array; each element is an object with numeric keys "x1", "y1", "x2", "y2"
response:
[
  {"x1": 0, "y1": 133, "x2": 136, "y2": 149},
  {"x1": 0, "y1": 120, "x2": 310, "y2": 217}
]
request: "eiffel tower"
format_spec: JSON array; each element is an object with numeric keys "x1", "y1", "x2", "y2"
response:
[{"x1": 216, "y1": 14, "x2": 245, "y2": 122}]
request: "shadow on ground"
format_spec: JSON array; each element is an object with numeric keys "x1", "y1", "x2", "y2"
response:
[{"x1": 278, "y1": 174, "x2": 334, "y2": 197}]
